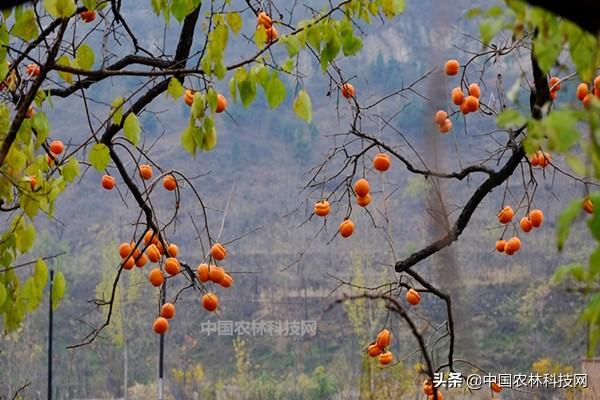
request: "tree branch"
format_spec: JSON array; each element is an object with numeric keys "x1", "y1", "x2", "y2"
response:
[
  {"x1": 48, "y1": 55, "x2": 172, "y2": 98},
  {"x1": 0, "y1": 20, "x2": 68, "y2": 167},
  {"x1": 330, "y1": 293, "x2": 436, "y2": 378},
  {"x1": 404, "y1": 269, "x2": 455, "y2": 372},
  {"x1": 395, "y1": 145, "x2": 525, "y2": 273},
  {"x1": 69, "y1": 4, "x2": 203, "y2": 349}
]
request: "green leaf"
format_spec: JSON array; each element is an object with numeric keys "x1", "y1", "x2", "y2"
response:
[
  {"x1": 485, "y1": 6, "x2": 503, "y2": 17},
  {"x1": 82, "y1": 0, "x2": 97, "y2": 10},
  {"x1": 202, "y1": 115, "x2": 214, "y2": 134},
  {"x1": 181, "y1": 126, "x2": 197, "y2": 156},
  {"x1": 544, "y1": 110, "x2": 580, "y2": 152},
  {"x1": 44, "y1": 0, "x2": 77, "y2": 18},
  {"x1": 250, "y1": 64, "x2": 269, "y2": 84},
  {"x1": 381, "y1": 0, "x2": 405, "y2": 19},
  {"x1": 150, "y1": 0, "x2": 164, "y2": 15},
  {"x1": 557, "y1": 198, "x2": 583, "y2": 250},
  {"x1": 533, "y1": 22, "x2": 563, "y2": 73},
  {"x1": 479, "y1": 19, "x2": 503, "y2": 45},
  {"x1": 0, "y1": 21, "x2": 9, "y2": 46},
  {"x1": 4, "y1": 298, "x2": 25, "y2": 331},
  {"x1": 589, "y1": 247, "x2": 600, "y2": 279},
  {"x1": 552, "y1": 263, "x2": 586, "y2": 284},
  {"x1": 524, "y1": 119, "x2": 543, "y2": 154},
  {"x1": 283, "y1": 35, "x2": 302, "y2": 57},
  {"x1": 0, "y1": 283, "x2": 6, "y2": 308},
  {"x1": 306, "y1": 25, "x2": 321, "y2": 52},
  {"x1": 281, "y1": 58, "x2": 294, "y2": 73},
  {"x1": 17, "y1": 119, "x2": 32, "y2": 144},
  {"x1": 0, "y1": 58, "x2": 8, "y2": 82},
  {"x1": 562, "y1": 21, "x2": 599, "y2": 82},
  {"x1": 0, "y1": 104, "x2": 9, "y2": 135},
  {"x1": 320, "y1": 26, "x2": 341, "y2": 69},
  {"x1": 497, "y1": 108, "x2": 526, "y2": 129},
  {"x1": 75, "y1": 44, "x2": 95, "y2": 70},
  {"x1": 581, "y1": 292, "x2": 600, "y2": 358},
  {"x1": 13, "y1": 8, "x2": 38, "y2": 41},
  {"x1": 6, "y1": 146, "x2": 26, "y2": 172},
  {"x1": 191, "y1": 92, "x2": 206, "y2": 119},
  {"x1": 32, "y1": 112, "x2": 50, "y2": 145},
  {"x1": 170, "y1": 0, "x2": 194, "y2": 22},
  {"x1": 20, "y1": 196, "x2": 39, "y2": 219},
  {"x1": 228, "y1": 76, "x2": 237, "y2": 103},
  {"x1": 61, "y1": 157, "x2": 80, "y2": 183},
  {"x1": 239, "y1": 79, "x2": 257, "y2": 107},
  {"x1": 293, "y1": 90, "x2": 312, "y2": 123},
  {"x1": 56, "y1": 55, "x2": 73, "y2": 83},
  {"x1": 213, "y1": 59, "x2": 226, "y2": 80},
  {"x1": 588, "y1": 193, "x2": 600, "y2": 241},
  {"x1": 34, "y1": 91, "x2": 47, "y2": 108},
  {"x1": 464, "y1": 7, "x2": 481, "y2": 19},
  {"x1": 22, "y1": 276, "x2": 42, "y2": 312},
  {"x1": 342, "y1": 33, "x2": 362, "y2": 57},
  {"x1": 206, "y1": 87, "x2": 218, "y2": 112},
  {"x1": 565, "y1": 153, "x2": 586, "y2": 176},
  {"x1": 111, "y1": 96, "x2": 124, "y2": 125},
  {"x1": 189, "y1": 125, "x2": 204, "y2": 150},
  {"x1": 254, "y1": 25, "x2": 267, "y2": 48},
  {"x1": 167, "y1": 77, "x2": 184, "y2": 100},
  {"x1": 15, "y1": 223, "x2": 36, "y2": 253},
  {"x1": 200, "y1": 127, "x2": 217, "y2": 151},
  {"x1": 208, "y1": 21, "x2": 228, "y2": 55},
  {"x1": 88, "y1": 143, "x2": 111, "y2": 172},
  {"x1": 123, "y1": 113, "x2": 141, "y2": 145},
  {"x1": 51, "y1": 271, "x2": 66, "y2": 310},
  {"x1": 226, "y1": 12, "x2": 243, "y2": 35},
  {"x1": 581, "y1": 292, "x2": 600, "y2": 322},
  {"x1": 587, "y1": 326, "x2": 600, "y2": 359},
  {"x1": 33, "y1": 259, "x2": 49, "y2": 289},
  {"x1": 265, "y1": 73, "x2": 286, "y2": 109}
]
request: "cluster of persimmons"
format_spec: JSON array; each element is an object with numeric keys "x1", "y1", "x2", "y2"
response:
[
  {"x1": 313, "y1": 152, "x2": 391, "y2": 238},
  {"x1": 576, "y1": 75, "x2": 600, "y2": 108},
  {"x1": 420, "y1": 378, "x2": 501, "y2": 400},
  {"x1": 366, "y1": 329, "x2": 393, "y2": 366},
  {"x1": 116, "y1": 229, "x2": 233, "y2": 335},
  {"x1": 432, "y1": 59, "x2": 483, "y2": 134},
  {"x1": 256, "y1": 11, "x2": 279, "y2": 43},
  {"x1": 362, "y1": 290, "x2": 422, "y2": 365},
  {"x1": 494, "y1": 206, "x2": 544, "y2": 255}
]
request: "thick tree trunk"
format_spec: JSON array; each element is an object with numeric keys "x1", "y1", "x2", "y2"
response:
[
  {"x1": 524, "y1": 0, "x2": 600, "y2": 34},
  {"x1": 423, "y1": 0, "x2": 476, "y2": 366},
  {"x1": 0, "y1": 0, "x2": 31, "y2": 9}
]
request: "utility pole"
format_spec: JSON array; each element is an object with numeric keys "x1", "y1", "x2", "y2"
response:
[{"x1": 48, "y1": 269, "x2": 54, "y2": 400}]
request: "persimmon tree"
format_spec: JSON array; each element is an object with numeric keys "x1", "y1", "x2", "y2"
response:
[
  {"x1": 0, "y1": 0, "x2": 599, "y2": 398},
  {"x1": 0, "y1": 0, "x2": 406, "y2": 340},
  {"x1": 303, "y1": 1, "x2": 600, "y2": 399}
]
